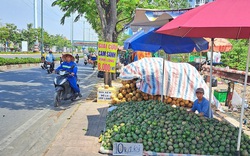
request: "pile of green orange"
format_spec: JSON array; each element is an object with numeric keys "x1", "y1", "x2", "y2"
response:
[{"x1": 102, "y1": 100, "x2": 250, "y2": 156}]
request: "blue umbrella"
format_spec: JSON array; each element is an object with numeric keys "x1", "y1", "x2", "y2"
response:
[
  {"x1": 124, "y1": 30, "x2": 144, "y2": 50},
  {"x1": 124, "y1": 27, "x2": 209, "y2": 54}
]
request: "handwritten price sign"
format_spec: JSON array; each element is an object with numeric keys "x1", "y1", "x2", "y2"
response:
[
  {"x1": 113, "y1": 142, "x2": 143, "y2": 156},
  {"x1": 97, "y1": 42, "x2": 118, "y2": 73}
]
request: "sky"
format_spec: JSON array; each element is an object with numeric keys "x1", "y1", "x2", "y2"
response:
[{"x1": 0, "y1": 0, "x2": 98, "y2": 41}]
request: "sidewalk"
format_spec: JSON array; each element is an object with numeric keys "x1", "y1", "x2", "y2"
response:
[
  {"x1": 43, "y1": 77, "x2": 115, "y2": 156},
  {"x1": 43, "y1": 99, "x2": 110, "y2": 156}
]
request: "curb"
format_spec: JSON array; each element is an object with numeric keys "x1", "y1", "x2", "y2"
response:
[
  {"x1": 0, "y1": 63, "x2": 41, "y2": 71},
  {"x1": 0, "y1": 61, "x2": 60, "y2": 72}
]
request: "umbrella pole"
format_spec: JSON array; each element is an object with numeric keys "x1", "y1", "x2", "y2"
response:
[
  {"x1": 236, "y1": 38, "x2": 250, "y2": 153},
  {"x1": 161, "y1": 53, "x2": 166, "y2": 102},
  {"x1": 208, "y1": 38, "x2": 214, "y2": 118},
  {"x1": 199, "y1": 52, "x2": 202, "y2": 71}
]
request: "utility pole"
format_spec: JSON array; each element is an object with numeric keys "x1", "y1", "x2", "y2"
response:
[
  {"x1": 83, "y1": 20, "x2": 85, "y2": 41},
  {"x1": 33, "y1": 0, "x2": 39, "y2": 53},
  {"x1": 34, "y1": 0, "x2": 38, "y2": 28},
  {"x1": 89, "y1": 28, "x2": 91, "y2": 41},
  {"x1": 41, "y1": 0, "x2": 44, "y2": 56},
  {"x1": 71, "y1": 13, "x2": 74, "y2": 55}
]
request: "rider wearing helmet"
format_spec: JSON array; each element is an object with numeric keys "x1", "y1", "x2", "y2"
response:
[{"x1": 45, "y1": 50, "x2": 55, "y2": 69}]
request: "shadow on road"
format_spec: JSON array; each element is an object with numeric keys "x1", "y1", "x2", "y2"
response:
[{"x1": 0, "y1": 67, "x2": 99, "y2": 111}]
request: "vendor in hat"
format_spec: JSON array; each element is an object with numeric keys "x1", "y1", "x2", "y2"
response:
[
  {"x1": 55, "y1": 54, "x2": 82, "y2": 98},
  {"x1": 188, "y1": 88, "x2": 213, "y2": 118}
]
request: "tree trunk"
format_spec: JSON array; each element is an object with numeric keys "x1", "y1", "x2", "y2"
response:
[
  {"x1": 104, "y1": 31, "x2": 113, "y2": 87},
  {"x1": 95, "y1": 0, "x2": 117, "y2": 87}
]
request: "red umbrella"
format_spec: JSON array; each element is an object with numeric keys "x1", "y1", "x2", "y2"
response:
[
  {"x1": 157, "y1": 0, "x2": 250, "y2": 39},
  {"x1": 157, "y1": 0, "x2": 250, "y2": 154}
]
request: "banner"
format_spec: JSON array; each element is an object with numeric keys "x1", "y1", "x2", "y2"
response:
[{"x1": 97, "y1": 42, "x2": 118, "y2": 73}]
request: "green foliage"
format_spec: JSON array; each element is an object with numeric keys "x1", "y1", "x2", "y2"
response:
[
  {"x1": 52, "y1": 0, "x2": 190, "y2": 42},
  {"x1": 88, "y1": 47, "x2": 96, "y2": 53},
  {"x1": 0, "y1": 23, "x2": 71, "y2": 52},
  {"x1": 171, "y1": 54, "x2": 189, "y2": 62},
  {"x1": 221, "y1": 39, "x2": 249, "y2": 71},
  {"x1": 0, "y1": 51, "x2": 37, "y2": 54},
  {"x1": 5, "y1": 23, "x2": 22, "y2": 45},
  {"x1": 118, "y1": 33, "x2": 130, "y2": 46},
  {"x1": 0, "y1": 57, "x2": 40, "y2": 66},
  {"x1": 21, "y1": 23, "x2": 39, "y2": 50},
  {"x1": 0, "y1": 26, "x2": 9, "y2": 43},
  {"x1": 0, "y1": 56, "x2": 61, "y2": 66}
]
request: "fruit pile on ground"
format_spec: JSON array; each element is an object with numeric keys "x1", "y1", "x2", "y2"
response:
[
  {"x1": 111, "y1": 80, "x2": 193, "y2": 108},
  {"x1": 102, "y1": 100, "x2": 250, "y2": 156}
]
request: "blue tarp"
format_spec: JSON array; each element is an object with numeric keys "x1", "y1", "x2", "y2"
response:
[{"x1": 124, "y1": 28, "x2": 209, "y2": 54}]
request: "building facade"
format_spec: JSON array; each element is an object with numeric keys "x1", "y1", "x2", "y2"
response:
[{"x1": 188, "y1": 0, "x2": 214, "y2": 8}]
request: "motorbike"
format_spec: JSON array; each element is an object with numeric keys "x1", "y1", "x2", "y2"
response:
[
  {"x1": 53, "y1": 70, "x2": 80, "y2": 107},
  {"x1": 43, "y1": 61, "x2": 54, "y2": 74},
  {"x1": 84, "y1": 59, "x2": 87, "y2": 65},
  {"x1": 76, "y1": 58, "x2": 79, "y2": 64},
  {"x1": 46, "y1": 62, "x2": 54, "y2": 74},
  {"x1": 92, "y1": 60, "x2": 97, "y2": 70}
]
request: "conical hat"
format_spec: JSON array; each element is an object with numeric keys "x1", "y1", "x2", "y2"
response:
[{"x1": 62, "y1": 54, "x2": 75, "y2": 61}]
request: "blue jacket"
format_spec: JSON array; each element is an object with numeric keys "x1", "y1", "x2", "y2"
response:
[
  {"x1": 55, "y1": 61, "x2": 78, "y2": 77},
  {"x1": 46, "y1": 53, "x2": 55, "y2": 63},
  {"x1": 191, "y1": 97, "x2": 213, "y2": 118}
]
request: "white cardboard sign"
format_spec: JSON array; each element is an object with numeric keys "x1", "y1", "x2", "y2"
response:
[
  {"x1": 113, "y1": 142, "x2": 143, "y2": 156},
  {"x1": 97, "y1": 90, "x2": 112, "y2": 100}
]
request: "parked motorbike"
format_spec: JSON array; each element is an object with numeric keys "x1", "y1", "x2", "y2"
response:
[{"x1": 53, "y1": 70, "x2": 79, "y2": 107}]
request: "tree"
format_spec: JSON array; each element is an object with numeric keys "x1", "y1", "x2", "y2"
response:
[
  {"x1": 21, "y1": 23, "x2": 39, "y2": 51},
  {"x1": 53, "y1": 34, "x2": 71, "y2": 51},
  {"x1": 118, "y1": 33, "x2": 130, "y2": 46},
  {"x1": 221, "y1": 39, "x2": 249, "y2": 71},
  {"x1": 5, "y1": 23, "x2": 21, "y2": 45},
  {"x1": 0, "y1": 26, "x2": 9, "y2": 44},
  {"x1": 168, "y1": 0, "x2": 190, "y2": 9}
]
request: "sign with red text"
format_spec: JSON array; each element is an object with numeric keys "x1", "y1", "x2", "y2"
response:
[{"x1": 97, "y1": 42, "x2": 118, "y2": 73}]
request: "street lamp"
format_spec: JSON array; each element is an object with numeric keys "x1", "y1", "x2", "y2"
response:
[{"x1": 40, "y1": 0, "x2": 44, "y2": 58}]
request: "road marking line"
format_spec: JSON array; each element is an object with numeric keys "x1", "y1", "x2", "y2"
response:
[
  {"x1": 0, "y1": 109, "x2": 49, "y2": 151},
  {"x1": 83, "y1": 70, "x2": 97, "y2": 80}
]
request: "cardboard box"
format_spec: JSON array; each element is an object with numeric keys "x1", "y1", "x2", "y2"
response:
[{"x1": 97, "y1": 87, "x2": 118, "y2": 104}]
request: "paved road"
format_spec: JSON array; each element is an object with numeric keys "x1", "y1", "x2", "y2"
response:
[{"x1": 0, "y1": 60, "x2": 99, "y2": 156}]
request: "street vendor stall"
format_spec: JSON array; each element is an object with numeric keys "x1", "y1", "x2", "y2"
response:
[
  {"x1": 124, "y1": 27, "x2": 209, "y2": 103},
  {"x1": 119, "y1": 57, "x2": 222, "y2": 110}
]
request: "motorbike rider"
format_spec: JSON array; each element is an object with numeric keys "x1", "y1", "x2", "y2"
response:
[
  {"x1": 91, "y1": 53, "x2": 97, "y2": 68},
  {"x1": 83, "y1": 53, "x2": 88, "y2": 61},
  {"x1": 41, "y1": 52, "x2": 46, "y2": 69},
  {"x1": 59, "y1": 54, "x2": 64, "y2": 64},
  {"x1": 75, "y1": 54, "x2": 80, "y2": 63},
  {"x1": 45, "y1": 50, "x2": 55, "y2": 69},
  {"x1": 54, "y1": 54, "x2": 82, "y2": 98}
]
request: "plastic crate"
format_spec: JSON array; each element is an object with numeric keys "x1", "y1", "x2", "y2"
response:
[
  {"x1": 214, "y1": 89, "x2": 228, "y2": 102},
  {"x1": 189, "y1": 56, "x2": 195, "y2": 62}
]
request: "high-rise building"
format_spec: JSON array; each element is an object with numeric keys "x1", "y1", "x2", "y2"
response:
[{"x1": 188, "y1": 0, "x2": 214, "y2": 8}]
